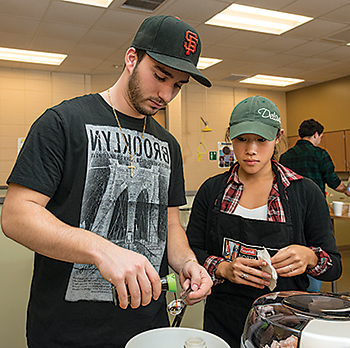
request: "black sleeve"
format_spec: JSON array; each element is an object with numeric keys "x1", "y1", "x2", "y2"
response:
[
  {"x1": 7, "y1": 109, "x2": 66, "y2": 197},
  {"x1": 290, "y1": 178, "x2": 342, "y2": 281}
]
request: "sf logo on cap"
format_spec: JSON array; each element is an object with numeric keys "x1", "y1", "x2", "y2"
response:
[{"x1": 184, "y1": 30, "x2": 198, "y2": 56}]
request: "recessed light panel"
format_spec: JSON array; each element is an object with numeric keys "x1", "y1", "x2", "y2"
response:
[
  {"x1": 0, "y1": 47, "x2": 67, "y2": 65},
  {"x1": 63, "y1": 0, "x2": 113, "y2": 7},
  {"x1": 197, "y1": 57, "x2": 222, "y2": 70},
  {"x1": 205, "y1": 4, "x2": 313, "y2": 35},
  {"x1": 240, "y1": 74, "x2": 304, "y2": 87}
]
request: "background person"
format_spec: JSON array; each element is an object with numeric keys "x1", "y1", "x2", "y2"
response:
[
  {"x1": 279, "y1": 118, "x2": 350, "y2": 291},
  {"x1": 280, "y1": 118, "x2": 350, "y2": 198},
  {"x1": 1, "y1": 15, "x2": 212, "y2": 348},
  {"x1": 186, "y1": 96, "x2": 342, "y2": 348}
]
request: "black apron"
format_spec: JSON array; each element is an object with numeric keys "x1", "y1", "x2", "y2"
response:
[{"x1": 204, "y1": 167, "x2": 308, "y2": 348}]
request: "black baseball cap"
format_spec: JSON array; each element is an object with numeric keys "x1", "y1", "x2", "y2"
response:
[{"x1": 131, "y1": 15, "x2": 211, "y2": 88}]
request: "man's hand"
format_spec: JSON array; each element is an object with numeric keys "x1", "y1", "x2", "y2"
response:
[
  {"x1": 95, "y1": 244, "x2": 161, "y2": 309},
  {"x1": 178, "y1": 260, "x2": 213, "y2": 305}
]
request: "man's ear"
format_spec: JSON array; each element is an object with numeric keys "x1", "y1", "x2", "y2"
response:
[{"x1": 124, "y1": 47, "x2": 138, "y2": 73}]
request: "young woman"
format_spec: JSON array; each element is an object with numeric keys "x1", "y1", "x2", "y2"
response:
[{"x1": 186, "y1": 95, "x2": 342, "y2": 348}]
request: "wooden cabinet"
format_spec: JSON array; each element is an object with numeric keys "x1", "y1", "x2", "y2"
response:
[
  {"x1": 320, "y1": 131, "x2": 346, "y2": 172},
  {"x1": 346, "y1": 130, "x2": 350, "y2": 172}
]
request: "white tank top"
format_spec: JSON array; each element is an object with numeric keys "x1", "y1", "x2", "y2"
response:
[{"x1": 234, "y1": 204, "x2": 268, "y2": 221}]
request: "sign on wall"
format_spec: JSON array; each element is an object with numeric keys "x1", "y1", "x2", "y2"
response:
[{"x1": 218, "y1": 142, "x2": 235, "y2": 168}]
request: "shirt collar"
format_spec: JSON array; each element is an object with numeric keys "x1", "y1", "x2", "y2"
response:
[{"x1": 227, "y1": 160, "x2": 302, "y2": 189}]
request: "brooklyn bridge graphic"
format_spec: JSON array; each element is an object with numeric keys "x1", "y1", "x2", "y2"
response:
[{"x1": 65, "y1": 124, "x2": 170, "y2": 302}]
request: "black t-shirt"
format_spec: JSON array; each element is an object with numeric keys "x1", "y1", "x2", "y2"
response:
[{"x1": 7, "y1": 94, "x2": 186, "y2": 347}]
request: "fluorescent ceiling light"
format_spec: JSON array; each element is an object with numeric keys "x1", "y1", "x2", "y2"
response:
[
  {"x1": 240, "y1": 74, "x2": 304, "y2": 87},
  {"x1": 197, "y1": 57, "x2": 222, "y2": 70},
  {"x1": 205, "y1": 4, "x2": 313, "y2": 35},
  {"x1": 62, "y1": 0, "x2": 113, "y2": 7},
  {"x1": 0, "y1": 47, "x2": 67, "y2": 65}
]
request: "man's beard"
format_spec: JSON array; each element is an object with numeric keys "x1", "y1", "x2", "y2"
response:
[{"x1": 127, "y1": 66, "x2": 165, "y2": 116}]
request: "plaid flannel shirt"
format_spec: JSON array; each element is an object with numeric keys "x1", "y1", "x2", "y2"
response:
[
  {"x1": 205, "y1": 160, "x2": 332, "y2": 285},
  {"x1": 279, "y1": 139, "x2": 341, "y2": 195}
]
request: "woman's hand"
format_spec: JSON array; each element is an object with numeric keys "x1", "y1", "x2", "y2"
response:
[
  {"x1": 271, "y1": 245, "x2": 318, "y2": 277},
  {"x1": 215, "y1": 258, "x2": 271, "y2": 289}
]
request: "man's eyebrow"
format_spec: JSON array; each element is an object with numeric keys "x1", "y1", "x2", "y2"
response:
[{"x1": 155, "y1": 65, "x2": 190, "y2": 84}]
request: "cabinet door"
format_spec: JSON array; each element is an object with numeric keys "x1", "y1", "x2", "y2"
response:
[
  {"x1": 320, "y1": 131, "x2": 346, "y2": 172},
  {"x1": 346, "y1": 130, "x2": 350, "y2": 172}
]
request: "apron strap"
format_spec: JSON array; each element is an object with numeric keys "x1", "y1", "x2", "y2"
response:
[{"x1": 272, "y1": 164, "x2": 292, "y2": 224}]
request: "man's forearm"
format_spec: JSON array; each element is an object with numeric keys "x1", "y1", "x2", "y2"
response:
[
  {"x1": 167, "y1": 207, "x2": 197, "y2": 274},
  {"x1": 335, "y1": 182, "x2": 350, "y2": 196}
]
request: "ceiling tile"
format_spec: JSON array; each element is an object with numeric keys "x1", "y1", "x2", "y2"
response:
[
  {"x1": 0, "y1": 15, "x2": 40, "y2": 36},
  {"x1": 321, "y1": 4, "x2": 350, "y2": 24},
  {"x1": 0, "y1": 33, "x2": 33, "y2": 49},
  {"x1": 79, "y1": 29, "x2": 132, "y2": 47},
  {"x1": 0, "y1": 0, "x2": 50, "y2": 19},
  {"x1": 285, "y1": 57, "x2": 334, "y2": 70},
  {"x1": 281, "y1": 0, "x2": 350, "y2": 17},
  {"x1": 284, "y1": 41, "x2": 338, "y2": 57},
  {"x1": 161, "y1": 0, "x2": 229, "y2": 23},
  {"x1": 314, "y1": 45, "x2": 350, "y2": 61},
  {"x1": 35, "y1": 22, "x2": 90, "y2": 41},
  {"x1": 93, "y1": 9, "x2": 146, "y2": 32},
  {"x1": 30, "y1": 38, "x2": 77, "y2": 54},
  {"x1": 69, "y1": 44, "x2": 116, "y2": 59},
  {"x1": 285, "y1": 18, "x2": 349, "y2": 40},
  {"x1": 218, "y1": 30, "x2": 273, "y2": 48},
  {"x1": 254, "y1": 36, "x2": 308, "y2": 53},
  {"x1": 265, "y1": 54, "x2": 305, "y2": 66},
  {"x1": 44, "y1": 1, "x2": 106, "y2": 26}
]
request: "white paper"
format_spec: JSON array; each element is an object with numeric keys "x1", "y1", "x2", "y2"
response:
[{"x1": 258, "y1": 247, "x2": 278, "y2": 291}]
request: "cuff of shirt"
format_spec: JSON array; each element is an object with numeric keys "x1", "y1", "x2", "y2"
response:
[
  {"x1": 204, "y1": 255, "x2": 226, "y2": 285},
  {"x1": 306, "y1": 247, "x2": 333, "y2": 276}
]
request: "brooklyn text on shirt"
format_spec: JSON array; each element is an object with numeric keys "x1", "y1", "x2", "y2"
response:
[{"x1": 88, "y1": 125, "x2": 170, "y2": 164}]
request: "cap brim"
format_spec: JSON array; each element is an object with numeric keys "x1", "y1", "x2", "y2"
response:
[
  {"x1": 230, "y1": 121, "x2": 278, "y2": 141},
  {"x1": 147, "y1": 51, "x2": 212, "y2": 88}
]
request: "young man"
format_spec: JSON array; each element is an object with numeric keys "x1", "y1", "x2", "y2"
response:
[
  {"x1": 1, "y1": 15, "x2": 212, "y2": 348},
  {"x1": 280, "y1": 118, "x2": 350, "y2": 197}
]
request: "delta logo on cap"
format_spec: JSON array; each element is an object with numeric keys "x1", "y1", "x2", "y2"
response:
[{"x1": 258, "y1": 107, "x2": 281, "y2": 124}]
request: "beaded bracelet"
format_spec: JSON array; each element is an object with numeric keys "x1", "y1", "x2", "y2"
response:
[{"x1": 179, "y1": 259, "x2": 198, "y2": 278}]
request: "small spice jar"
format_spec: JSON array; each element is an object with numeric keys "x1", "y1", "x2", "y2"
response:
[{"x1": 184, "y1": 337, "x2": 206, "y2": 348}]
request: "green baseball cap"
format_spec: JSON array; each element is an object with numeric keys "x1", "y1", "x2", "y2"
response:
[
  {"x1": 229, "y1": 95, "x2": 281, "y2": 141},
  {"x1": 131, "y1": 15, "x2": 211, "y2": 88}
]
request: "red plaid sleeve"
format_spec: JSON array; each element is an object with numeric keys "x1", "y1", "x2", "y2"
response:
[
  {"x1": 204, "y1": 255, "x2": 226, "y2": 285},
  {"x1": 306, "y1": 247, "x2": 333, "y2": 276}
]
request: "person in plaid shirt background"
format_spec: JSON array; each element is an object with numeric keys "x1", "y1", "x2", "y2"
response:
[
  {"x1": 279, "y1": 118, "x2": 350, "y2": 198},
  {"x1": 279, "y1": 118, "x2": 350, "y2": 292}
]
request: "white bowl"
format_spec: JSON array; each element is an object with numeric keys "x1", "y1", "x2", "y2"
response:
[{"x1": 125, "y1": 327, "x2": 231, "y2": 348}]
